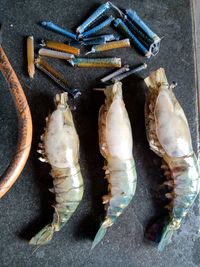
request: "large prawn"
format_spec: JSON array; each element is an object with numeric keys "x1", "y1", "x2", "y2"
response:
[
  {"x1": 144, "y1": 68, "x2": 200, "y2": 251},
  {"x1": 30, "y1": 92, "x2": 84, "y2": 245},
  {"x1": 92, "y1": 82, "x2": 137, "y2": 249}
]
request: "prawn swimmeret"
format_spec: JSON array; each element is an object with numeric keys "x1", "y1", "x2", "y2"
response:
[
  {"x1": 30, "y1": 93, "x2": 84, "y2": 245},
  {"x1": 92, "y1": 82, "x2": 137, "y2": 249},
  {"x1": 144, "y1": 68, "x2": 200, "y2": 251}
]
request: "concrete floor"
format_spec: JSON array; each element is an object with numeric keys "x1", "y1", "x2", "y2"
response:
[
  {"x1": 194, "y1": 0, "x2": 200, "y2": 235},
  {"x1": 195, "y1": 0, "x2": 200, "y2": 104},
  {"x1": 194, "y1": 0, "x2": 200, "y2": 158},
  {"x1": 0, "y1": 1, "x2": 199, "y2": 266}
]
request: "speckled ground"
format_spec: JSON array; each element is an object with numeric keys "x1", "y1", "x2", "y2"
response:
[{"x1": 0, "y1": 1, "x2": 199, "y2": 266}]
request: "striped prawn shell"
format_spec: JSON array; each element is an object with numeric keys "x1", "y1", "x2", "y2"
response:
[
  {"x1": 42, "y1": 92, "x2": 84, "y2": 220},
  {"x1": 92, "y1": 82, "x2": 137, "y2": 249},
  {"x1": 99, "y1": 82, "x2": 137, "y2": 219},
  {"x1": 144, "y1": 68, "x2": 200, "y2": 228},
  {"x1": 30, "y1": 93, "x2": 83, "y2": 245}
]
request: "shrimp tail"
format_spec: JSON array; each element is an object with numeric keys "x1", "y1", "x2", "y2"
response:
[
  {"x1": 145, "y1": 215, "x2": 174, "y2": 251},
  {"x1": 157, "y1": 224, "x2": 174, "y2": 251},
  {"x1": 91, "y1": 223, "x2": 108, "y2": 250},
  {"x1": 29, "y1": 224, "x2": 55, "y2": 246}
]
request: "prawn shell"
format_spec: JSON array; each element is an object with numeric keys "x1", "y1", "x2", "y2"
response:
[
  {"x1": 30, "y1": 93, "x2": 83, "y2": 246},
  {"x1": 144, "y1": 68, "x2": 200, "y2": 251},
  {"x1": 99, "y1": 82, "x2": 136, "y2": 208},
  {"x1": 44, "y1": 98, "x2": 79, "y2": 169},
  {"x1": 104, "y1": 82, "x2": 133, "y2": 160},
  {"x1": 154, "y1": 87, "x2": 193, "y2": 158}
]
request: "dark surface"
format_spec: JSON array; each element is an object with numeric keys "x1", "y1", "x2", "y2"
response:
[{"x1": 0, "y1": 0, "x2": 199, "y2": 266}]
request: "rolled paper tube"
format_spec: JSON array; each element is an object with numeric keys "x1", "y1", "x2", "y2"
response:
[
  {"x1": 76, "y1": 2, "x2": 110, "y2": 34},
  {"x1": 83, "y1": 34, "x2": 120, "y2": 42},
  {"x1": 126, "y1": 10, "x2": 161, "y2": 56},
  {"x1": 103, "y1": 34, "x2": 120, "y2": 41},
  {"x1": 79, "y1": 16, "x2": 115, "y2": 39},
  {"x1": 87, "y1": 39, "x2": 130, "y2": 54},
  {"x1": 68, "y1": 58, "x2": 121, "y2": 68},
  {"x1": 82, "y1": 37, "x2": 106, "y2": 46},
  {"x1": 41, "y1": 21, "x2": 77, "y2": 40},
  {"x1": 67, "y1": 40, "x2": 82, "y2": 48},
  {"x1": 114, "y1": 18, "x2": 151, "y2": 58},
  {"x1": 112, "y1": 63, "x2": 147, "y2": 82},
  {"x1": 100, "y1": 65, "x2": 130, "y2": 83},
  {"x1": 44, "y1": 40, "x2": 80, "y2": 56},
  {"x1": 39, "y1": 48, "x2": 75, "y2": 60},
  {"x1": 124, "y1": 18, "x2": 154, "y2": 48},
  {"x1": 27, "y1": 36, "x2": 35, "y2": 78},
  {"x1": 126, "y1": 9, "x2": 160, "y2": 43},
  {"x1": 108, "y1": 3, "x2": 155, "y2": 48},
  {"x1": 35, "y1": 57, "x2": 79, "y2": 97}
]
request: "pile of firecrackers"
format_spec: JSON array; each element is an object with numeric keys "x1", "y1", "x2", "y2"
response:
[{"x1": 27, "y1": 1, "x2": 161, "y2": 97}]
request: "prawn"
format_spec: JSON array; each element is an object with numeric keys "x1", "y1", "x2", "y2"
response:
[
  {"x1": 92, "y1": 82, "x2": 137, "y2": 249},
  {"x1": 144, "y1": 68, "x2": 200, "y2": 251},
  {"x1": 30, "y1": 92, "x2": 84, "y2": 245}
]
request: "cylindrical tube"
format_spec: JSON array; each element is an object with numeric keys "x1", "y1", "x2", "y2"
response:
[
  {"x1": 35, "y1": 57, "x2": 78, "y2": 97},
  {"x1": 124, "y1": 18, "x2": 153, "y2": 48},
  {"x1": 126, "y1": 10, "x2": 161, "y2": 56},
  {"x1": 76, "y1": 2, "x2": 110, "y2": 34},
  {"x1": 82, "y1": 37, "x2": 106, "y2": 46},
  {"x1": 100, "y1": 65, "x2": 130, "y2": 83},
  {"x1": 41, "y1": 21, "x2": 77, "y2": 40},
  {"x1": 39, "y1": 48, "x2": 74, "y2": 60},
  {"x1": 27, "y1": 36, "x2": 35, "y2": 78},
  {"x1": 83, "y1": 34, "x2": 119, "y2": 42},
  {"x1": 80, "y1": 16, "x2": 114, "y2": 39},
  {"x1": 90, "y1": 39, "x2": 130, "y2": 53},
  {"x1": 69, "y1": 58, "x2": 121, "y2": 68},
  {"x1": 114, "y1": 18, "x2": 151, "y2": 58},
  {"x1": 126, "y1": 9, "x2": 156, "y2": 40},
  {"x1": 44, "y1": 40, "x2": 80, "y2": 56},
  {"x1": 112, "y1": 63, "x2": 147, "y2": 82}
]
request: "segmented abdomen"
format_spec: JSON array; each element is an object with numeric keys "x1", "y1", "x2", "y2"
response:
[
  {"x1": 106, "y1": 158, "x2": 137, "y2": 223},
  {"x1": 51, "y1": 165, "x2": 84, "y2": 231},
  {"x1": 167, "y1": 154, "x2": 200, "y2": 220}
]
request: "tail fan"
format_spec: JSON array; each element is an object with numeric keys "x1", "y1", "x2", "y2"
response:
[
  {"x1": 91, "y1": 222, "x2": 108, "y2": 250},
  {"x1": 158, "y1": 224, "x2": 174, "y2": 251},
  {"x1": 29, "y1": 224, "x2": 55, "y2": 246}
]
